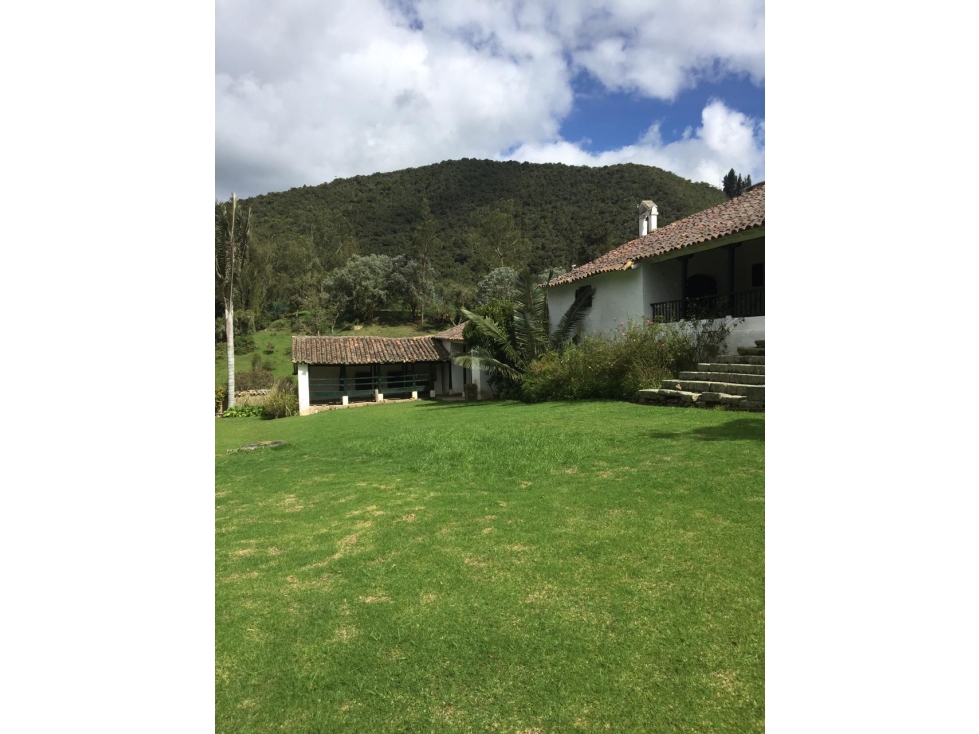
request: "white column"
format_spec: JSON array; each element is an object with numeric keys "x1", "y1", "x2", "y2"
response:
[
  {"x1": 341, "y1": 395, "x2": 349, "y2": 407},
  {"x1": 298, "y1": 363, "x2": 310, "y2": 416},
  {"x1": 472, "y1": 366, "x2": 482, "y2": 400},
  {"x1": 411, "y1": 391, "x2": 418, "y2": 399}
]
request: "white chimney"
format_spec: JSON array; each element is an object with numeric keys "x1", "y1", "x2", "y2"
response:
[{"x1": 638, "y1": 200, "x2": 658, "y2": 237}]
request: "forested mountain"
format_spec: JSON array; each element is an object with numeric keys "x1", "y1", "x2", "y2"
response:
[{"x1": 221, "y1": 159, "x2": 728, "y2": 333}]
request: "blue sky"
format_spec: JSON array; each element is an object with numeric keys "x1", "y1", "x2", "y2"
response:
[
  {"x1": 216, "y1": 0, "x2": 765, "y2": 199},
  {"x1": 561, "y1": 72, "x2": 765, "y2": 154}
]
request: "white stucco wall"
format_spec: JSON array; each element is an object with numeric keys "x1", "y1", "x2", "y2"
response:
[
  {"x1": 725, "y1": 316, "x2": 765, "y2": 352},
  {"x1": 547, "y1": 267, "x2": 645, "y2": 338}
]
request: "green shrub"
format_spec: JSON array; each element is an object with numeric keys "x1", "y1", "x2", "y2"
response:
[
  {"x1": 234, "y1": 334, "x2": 256, "y2": 355},
  {"x1": 234, "y1": 369, "x2": 275, "y2": 391},
  {"x1": 518, "y1": 316, "x2": 737, "y2": 403},
  {"x1": 215, "y1": 385, "x2": 227, "y2": 413},
  {"x1": 261, "y1": 359, "x2": 276, "y2": 372},
  {"x1": 222, "y1": 405, "x2": 263, "y2": 418},
  {"x1": 250, "y1": 353, "x2": 262, "y2": 371},
  {"x1": 263, "y1": 341, "x2": 276, "y2": 355},
  {"x1": 262, "y1": 378, "x2": 299, "y2": 419}
]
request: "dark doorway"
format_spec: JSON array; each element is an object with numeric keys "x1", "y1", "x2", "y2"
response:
[{"x1": 685, "y1": 274, "x2": 718, "y2": 298}]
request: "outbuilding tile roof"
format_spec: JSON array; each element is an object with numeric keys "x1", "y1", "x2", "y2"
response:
[
  {"x1": 546, "y1": 182, "x2": 765, "y2": 287},
  {"x1": 431, "y1": 322, "x2": 466, "y2": 342},
  {"x1": 292, "y1": 336, "x2": 452, "y2": 365}
]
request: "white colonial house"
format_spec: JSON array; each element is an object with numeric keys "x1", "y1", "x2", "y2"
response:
[
  {"x1": 292, "y1": 323, "x2": 493, "y2": 415},
  {"x1": 544, "y1": 182, "x2": 765, "y2": 351}
]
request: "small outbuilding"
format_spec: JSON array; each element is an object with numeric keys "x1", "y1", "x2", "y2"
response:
[{"x1": 291, "y1": 323, "x2": 490, "y2": 415}]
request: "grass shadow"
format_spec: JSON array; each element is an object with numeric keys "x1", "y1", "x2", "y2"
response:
[
  {"x1": 414, "y1": 400, "x2": 504, "y2": 410},
  {"x1": 644, "y1": 417, "x2": 765, "y2": 443}
]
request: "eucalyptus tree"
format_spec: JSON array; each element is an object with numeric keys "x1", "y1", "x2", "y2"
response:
[
  {"x1": 411, "y1": 198, "x2": 441, "y2": 324},
  {"x1": 216, "y1": 193, "x2": 252, "y2": 407}
]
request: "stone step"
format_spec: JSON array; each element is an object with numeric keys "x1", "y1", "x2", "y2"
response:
[
  {"x1": 697, "y1": 362, "x2": 765, "y2": 375},
  {"x1": 755, "y1": 339, "x2": 765, "y2": 348},
  {"x1": 737, "y1": 346, "x2": 765, "y2": 356},
  {"x1": 638, "y1": 388, "x2": 702, "y2": 403},
  {"x1": 714, "y1": 354, "x2": 765, "y2": 366},
  {"x1": 638, "y1": 388, "x2": 764, "y2": 411},
  {"x1": 698, "y1": 392, "x2": 751, "y2": 406},
  {"x1": 678, "y1": 371, "x2": 765, "y2": 385},
  {"x1": 662, "y1": 380, "x2": 752, "y2": 396}
]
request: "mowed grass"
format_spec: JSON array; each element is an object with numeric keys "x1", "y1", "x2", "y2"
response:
[{"x1": 216, "y1": 401, "x2": 765, "y2": 733}]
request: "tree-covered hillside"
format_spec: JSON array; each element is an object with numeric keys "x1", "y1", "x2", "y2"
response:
[
  {"x1": 220, "y1": 159, "x2": 728, "y2": 336},
  {"x1": 243, "y1": 159, "x2": 726, "y2": 277}
]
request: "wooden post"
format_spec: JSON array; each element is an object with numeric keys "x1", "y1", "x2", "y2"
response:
[
  {"x1": 679, "y1": 255, "x2": 691, "y2": 320},
  {"x1": 726, "y1": 244, "x2": 737, "y2": 316}
]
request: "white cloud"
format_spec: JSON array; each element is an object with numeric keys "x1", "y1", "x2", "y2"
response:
[
  {"x1": 216, "y1": 0, "x2": 764, "y2": 198},
  {"x1": 505, "y1": 100, "x2": 765, "y2": 188}
]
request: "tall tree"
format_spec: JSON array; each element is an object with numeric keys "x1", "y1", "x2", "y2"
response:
[
  {"x1": 216, "y1": 193, "x2": 252, "y2": 407},
  {"x1": 722, "y1": 169, "x2": 752, "y2": 198},
  {"x1": 722, "y1": 168, "x2": 739, "y2": 198},
  {"x1": 411, "y1": 198, "x2": 441, "y2": 324},
  {"x1": 475, "y1": 267, "x2": 520, "y2": 305},
  {"x1": 238, "y1": 235, "x2": 274, "y2": 333},
  {"x1": 467, "y1": 199, "x2": 531, "y2": 274},
  {"x1": 322, "y1": 254, "x2": 393, "y2": 321}
]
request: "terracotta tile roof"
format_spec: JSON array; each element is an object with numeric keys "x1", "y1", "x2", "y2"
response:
[
  {"x1": 292, "y1": 336, "x2": 451, "y2": 365},
  {"x1": 546, "y1": 182, "x2": 765, "y2": 287},
  {"x1": 431, "y1": 322, "x2": 466, "y2": 342}
]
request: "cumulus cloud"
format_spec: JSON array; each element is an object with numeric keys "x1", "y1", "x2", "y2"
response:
[
  {"x1": 505, "y1": 100, "x2": 764, "y2": 188},
  {"x1": 216, "y1": 0, "x2": 764, "y2": 198}
]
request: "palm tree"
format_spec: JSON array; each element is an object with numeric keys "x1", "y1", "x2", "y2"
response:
[
  {"x1": 453, "y1": 271, "x2": 594, "y2": 381},
  {"x1": 216, "y1": 193, "x2": 252, "y2": 408}
]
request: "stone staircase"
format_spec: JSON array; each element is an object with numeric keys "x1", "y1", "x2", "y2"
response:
[{"x1": 638, "y1": 339, "x2": 765, "y2": 411}]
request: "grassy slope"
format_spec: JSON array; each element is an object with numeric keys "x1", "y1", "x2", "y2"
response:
[
  {"x1": 216, "y1": 322, "x2": 447, "y2": 387},
  {"x1": 216, "y1": 401, "x2": 764, "y2": 733}
]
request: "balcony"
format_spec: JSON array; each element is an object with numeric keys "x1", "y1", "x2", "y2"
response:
[{"x1": 650, "y1": 288, "x2": 764, "y2": 323}]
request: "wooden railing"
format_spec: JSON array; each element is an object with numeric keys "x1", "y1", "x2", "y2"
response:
[
  {"x1": 309, "y1": 374, "x2": 432, "y2": 401},
  {"x1": 650, "y1": 288, "x2": 764, "y2": 322}
]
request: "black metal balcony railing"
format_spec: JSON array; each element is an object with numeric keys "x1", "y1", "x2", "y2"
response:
[
  {"x1": 650, "y1": 288, "x2": 764, "y2": 323},
  {"x1": 309, "y1": 374, "x2": 432, "y2": 401}
]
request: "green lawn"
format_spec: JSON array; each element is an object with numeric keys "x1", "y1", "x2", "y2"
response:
[{"x1": 216, "y1": 401, "x2": 764, "y2": 733}]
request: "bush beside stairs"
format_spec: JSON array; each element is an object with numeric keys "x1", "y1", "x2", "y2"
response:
[{"x1": 639, "y1": 340, "x2": 765, "y2": 412}]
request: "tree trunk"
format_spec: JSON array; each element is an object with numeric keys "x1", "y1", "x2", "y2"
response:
[{"x1": 226, "y1": 303, "x2": 235, "y2": 408}]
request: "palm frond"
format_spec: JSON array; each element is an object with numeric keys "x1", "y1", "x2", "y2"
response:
[
  {"x1": 459, "y1": 308, "x2": 520, "y2": 366},
  {"x1": 511, "y1": 271, "x2": 549, "y2": 361},
  {"x1": 550, "y1": 284, "x2": 594, "y2": 349},
  {"x1": 452, "y1": 348, "x2": 521, "y2": 381}
]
